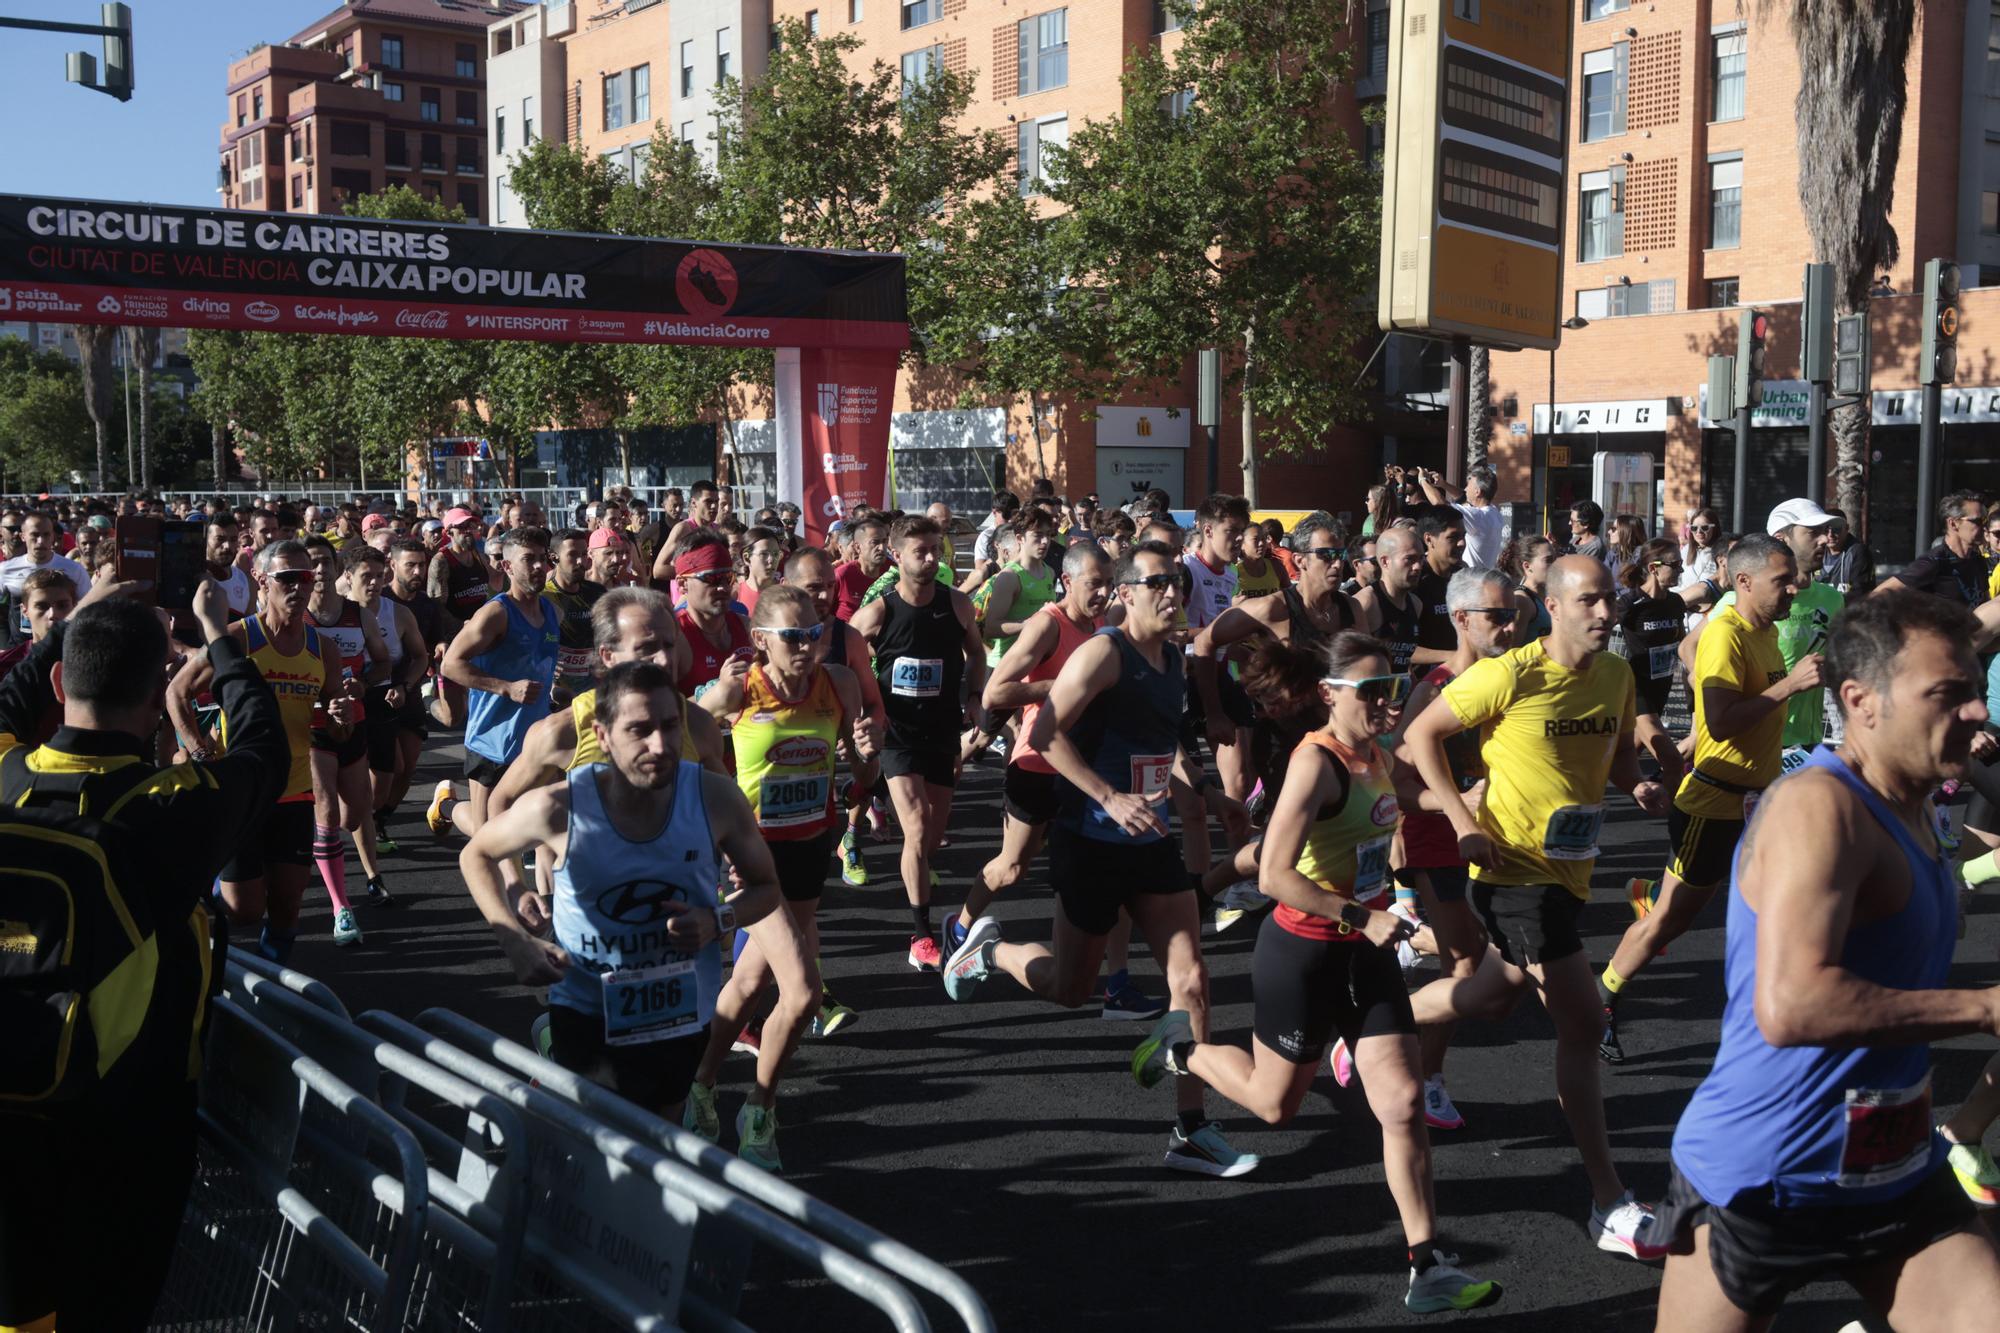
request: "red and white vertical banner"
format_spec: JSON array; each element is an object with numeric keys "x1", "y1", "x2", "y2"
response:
[{"x1": 799, "y1": 346, "x2": 899, "y2": 546}]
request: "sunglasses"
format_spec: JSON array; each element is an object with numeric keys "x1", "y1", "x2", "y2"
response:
[
  {"x1": 687, "y1": 568, "x2": 734, "y2": 586},
  {"x1": 1650, "y1": 560, "x2": 1684, "y2": 572},
  {"x1": 269, "y1": 569, "x2": 317, "y2": 587},
  {"x1": 1690, "y1": 524, "x2": 1718, "y2": 533},
  {"x1": 1326, "y1": 674, "x2": 1413, "y2": 706},
  {"x1": 1122, "y1": 573, "x2": 1179, "y2": 591},
  {"x1": 1462, "y1": 607, "x2": 1519, "y2": 623},
  {"x1": 758, "y1": 623, "x2": 826, "y2": 646},
  {"x1": 1305, "y1": 547, "x2": 1346, "y2": 562},
  {"x1": 1353, "y1": 556, "x2": 1379, "y2": 567}
]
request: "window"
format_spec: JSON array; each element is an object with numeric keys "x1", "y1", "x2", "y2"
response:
[
  {"x1": 1989, "y1": 4, "x2": 2000, "y2": 95},
  {"x1": 1578, "y1": 168, "x2": 1623, "y2": 261},
  {"x1": 242, "y1": 134, "x2": 263, "y2": 169},
  {"x1": 1019, "y1": 10, "x2": 1069, "y2": 95},
  {"x1": 681, "y1": 120, "x2": 696, "y2": 143},
  {"x1": 523, "y1": 94, "x2": 536, "y2": 142},
  {"x1": 680, "y1": 40, "x2": 695, "y2": 96},
  {"x1": 807, "y1": 10, "x2": 821, "y2": 36},
  {"x1": 386, "y1": 130, "x2": 408, "y2": 167},
  {"x1": 252, "y1": 89, "x2": 265, "y2": 121},
  {"x1": 1984, "y1": 192, "x2": 2000, "y2": 236},
  {"x1": 456, "y1": 91, "x2": 477, "y2": 124},
  {"x1": 290, "y1": 129, "x2": 303, "y2": 161},
  {"x1": 235, "y1": 93, "x2": 246, "y2": 128},
  {"x1": 421, "y1": 88, "x2": 441, "y2": 122},
  {"x1": 1576, "y1": 280, "x2": 1672, "y2": 319},
  {"x1": 903, "y1": 0, "x2": 938, "y2": 31},
  {"x1": 717, "y1": 27, "x2": 733, "y2": 83},
  {"x1": 901, "y1": 45, "x2": 942, "y2": 96},
  {"x1": 421, "y1": 133, "x2": 443, "y2": 171},
  {"x1": 605, "y1": 72, "x2": 628, "y2": 129},
  {"x1": 630, "y1": 142, "x2": 650, "y2": 178},
  {"x1": 1018, "y1": 114, "x2": 1067, "y2": 196},
  {"x1": 1581, "y1": 45, "x2": 1627, "y2": 141},
  {"x1": 382, "y1": 81, "x2": 405, "y2": 102},
  {"x1": 496, "y1": 109, "x2": 505, "y2": 154},
  {"x1": 1585, "y1": 0, "x2": 1628, "y2": 17},
  {"x1": 381, "y1": 35, "x2": 404, "y2": 70},
  {"x1": 459, "y1": 184, "x2": 481, "y2": 216},
  {"x1": 1161, "y1": 86, "x2": 1196, "y2": 119},
  {"x1": 291, "y1": 175, "x2": 304, "y2": 208},
  {"x1": 1707, "y1": 278, "x2": 1739, "y2": 308},
  {"x1": 633, "y1": 64, "x2": 650, "y2": 120},
  {"x1": 457, "y1": 136, "x2": 479, "y2": 172},
  {"x1": 329, "y1": 120, "x2": 368, "y2": 156},
  {"x1": 497, "y1": 178, "x2": 508, "y2": 223},
  {"x1": 456, "y1": 43, "x2": 477, "y2": 79},
  {"x1": 851, "y1": 0, "x2": 864, "y2": 20},
  {"x1": 1365, "y1": 6, "x2": 1390, "y2": 82},
  {"x1": 1709, "y1": 155, "x2": 1742, "y2": 248},
  {"x1": 1712, "y1": 29, "x2": 1745, "y2": 121},
  {"x1": 1155, "y1": 0, "x2": 1184, "y2": 34}
]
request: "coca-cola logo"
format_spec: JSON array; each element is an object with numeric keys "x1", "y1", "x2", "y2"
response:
[
  {"x1": 244, "y1": 300, "x2": 280, "y2": 324},
  {"x1": 292, "y1": 303, "x2": 379, "y2": 328},
  {"x1": 395, "y1": 309, "x2": 450, "y2": 330},
  {"x1": 768, "y1": 737, "x2": 830, "y2": 767}
]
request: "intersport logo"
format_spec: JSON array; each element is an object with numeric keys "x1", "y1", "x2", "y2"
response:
[
  {"x1": 244, "y1": 300, "x2": 281, "y2": 324},
  {"x1": 395, "y1": 309, "x2": 450, "y2": 331}
]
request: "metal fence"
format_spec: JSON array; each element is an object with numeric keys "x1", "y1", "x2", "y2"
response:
[{"x1": 151, "y1": 953, "x2": 994, "y2": 1333}]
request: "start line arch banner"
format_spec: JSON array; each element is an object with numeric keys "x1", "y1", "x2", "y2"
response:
[{"x1": 0, "y1": 193, "x2": 908, "y2": 539}]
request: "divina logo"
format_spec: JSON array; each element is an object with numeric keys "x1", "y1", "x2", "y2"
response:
[{"x1": 675, "y1": 248, "x2": 738, "y2": 318}]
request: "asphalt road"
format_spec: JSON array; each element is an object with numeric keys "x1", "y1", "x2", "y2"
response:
[{"x1": 276, "y1": 734, "x2": 2000, "y2": 1333}]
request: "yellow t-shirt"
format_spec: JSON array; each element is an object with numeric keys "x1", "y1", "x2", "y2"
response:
[
  {"x1": 1232, "y1": 557, "x2": 1283, "y2": 601},
  {"x1": 1987, "y1": 559, "x2": 2000, "y2": 601},
  {"x1": 1675, "y1": 603, "x2": 1787, "y2": 820},
  {"x1": 1443, "y1": 637, "x2": 1636, "y2": 899}
]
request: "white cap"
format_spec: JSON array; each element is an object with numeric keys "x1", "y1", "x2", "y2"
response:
[{"x1": 1766, "y1": 498, "x2": 1835, "y2": 535}]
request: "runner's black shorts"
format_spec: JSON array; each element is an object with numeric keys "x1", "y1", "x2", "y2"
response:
[
  {"x1": 1049, "y1": 826, "x2": 1185, "y2": 937},
  {"x1": 768, "y1": 828, "x2": 838, "y2": 903},
  {"x1": 1470, "y1": 882, "x2": 1584, "y2": 967},
  {"x1": 1654, "y1": 1159, "x2": 1978, "y2": 1317},
  {"x1": 1250, "y1": 914, "x2": 1416, "y2": 1063},
  {"x1": 1395, "y1": 863, "x2": 1469, "y2": 904},
  {"x1": 364, "y1": 687, "x2": 425, "y2": 769},
  {"x1": 311, "y1": 722, "x2": 370, "y2": 768},
  {"x1": 464, "y1": 750, "x2": 510, "y2": 788},
  {"x1": 879, "y1": 737, "x2": 957, "y2": 789},
  {"x1": 1666, "y1": 806, "x2": 1747, "y2": 890},
  {"x1": 549, "y1": 1005, "x2": 706, "y2": 1113},
  {"x1": 1182, "y1": 671, "x2": 1254, "y2": 748},
  {"x1": 220, "y1": 799, "x2": 315, "y2": 881},
  {"x1": 1003, "y1": 764, "x2": 1060, "y2": 825}
]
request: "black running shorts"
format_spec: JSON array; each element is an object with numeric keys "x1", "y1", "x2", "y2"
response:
[
  {"x1": 220, "y1": 799, "x2": 315, "y2": 881},
  {"x1": 1002, "y1": 764, "x2": 1060, "y2": 826},
  {"x1": 769, "y1": 829, "x2": 838, "y2": 903},
  {"x1": 463, "y1": 750, "x2": 510, "y2": 788},
  {"x1": 1049, "y1": 826, "x2": 1185, "y2": 937},
  {"x1": 311, "y1": 723, "x2": 370, "y2": 768},
  {"x1": 1250, "y1": 915, "x2": 1416, "y2": 1063},
  {"x1": 879, "y1": 739, "x2": 957, "y2": 789},
  {"x1": 549, "y1": 1005, "x2": 706, "y2": 1113},
  {"x1": 1654, "y1": 1160, "x2": 1977, "y2": 1317},
  {"x1": 1665, "y1": 806, "x2": 1747, "y2": 891},
  {"x1": 1470, "y1": 882, "x2": 1585, "y2": 967}
]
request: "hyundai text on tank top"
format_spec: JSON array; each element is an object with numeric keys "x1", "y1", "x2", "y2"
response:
[
  {"x1": 309, "y1": 597, "x2": 369, "y2": 724},
  {"x1": 674, "y1": 607, "x2": 751, "y2": 701},
  {"x1": 464, "y1": 594, "x2": 560, "y2": 766},
  {"x1": 989, "y1": 559, "x2": 1060, "y2": 666},
  {"x1": 225, "y1": 616, "x2": 326, "y2": 802},
  {"x1": 443, "y1": 549, "x2": 489, "y2": 621},
  {"x1": 1060, "y1": 627, "x2": 1182, "y2": 844},
  {"x1": 733, "y1": 664, "x2": 841, "y2": 839},
  {"x1": 1374, "y1": 589, "x2": 1422, "y2": 674},
  {"x1": 874, "y1": 584, "x2": 965, "y2": 737},
  {"x1": 549, "y1": 761, "x2": 723, "y2": 1044},
  {"x1": 1182, "y1": 551, "x2": 1236, "y2": 635},
  {"x1": 1671, "y1": 746, "x2": 1958, "y2": 1208},
  {"x1": 1013, "y1": 605, "x2": 1098, "y2": 776},
  {"x1": 1276, "y1": 734, "x2": 1401, "y2": 941}
]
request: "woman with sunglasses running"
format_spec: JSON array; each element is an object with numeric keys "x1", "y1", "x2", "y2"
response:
[
  {"x1": 1134, "y1": 631, "x2": 1500, "y2": 1316},
  {"x1": 684, "y1": 583, "x2": 873, "y2": 1169},
  {"x1": 1617, "y1": 537, "x2": 1690, "y2": 783}
]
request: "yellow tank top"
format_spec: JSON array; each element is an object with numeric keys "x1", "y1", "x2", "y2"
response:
[
  {"x1": 733, "y1": 664, "x2": 842, "y2": 840},
  {"x1": 223, "y1": 615, "x2": 326, "y2": 801},
  {"x1": 569, "y1": 687, "x2": 699, "y2": 770}
]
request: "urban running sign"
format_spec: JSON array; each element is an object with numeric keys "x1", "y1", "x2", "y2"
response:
[{"x1": 0, "y1": 194, "x2": 909, "y2": 351}]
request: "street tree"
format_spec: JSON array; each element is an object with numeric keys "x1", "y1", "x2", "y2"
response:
[{"x1": 0, "y1": 342, "x2": 93, "y2": 488}]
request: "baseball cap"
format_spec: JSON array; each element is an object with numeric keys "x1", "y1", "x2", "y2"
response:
[
  {"x1": 87, "y1": 515, "x2": 113, "y2": 531},
  {"x1": 1766, "y1": 499, "x2": 1835, "y2": 535},
  {"x1": 361, "y1": 513, "x2": 390, "y2": 532},
  {"x1": 420, "y1": 518, "x2": 443, "y2": 533},
  {"x1": 442, "y1": 507, "x2": 479, "y2": 529},
  {"x1": 588, "y1": 526, "x2": 627, "y2": 550}
]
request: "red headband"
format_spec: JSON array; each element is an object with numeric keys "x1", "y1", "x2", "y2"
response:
[{"x1": 675, "y1": 542, "x2": 731, "y2": 577}]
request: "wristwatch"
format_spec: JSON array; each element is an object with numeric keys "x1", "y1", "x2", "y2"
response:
[
  {"x1": 1337, "y1": 901, "x2": 1371, "y2": 932},
  {"x1": 714, "y1": 901, "x2": 738, "y2": 939}
]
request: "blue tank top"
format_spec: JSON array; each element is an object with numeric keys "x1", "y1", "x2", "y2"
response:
[
  {"x1": 1060, "y1": 626, "x2": 1183, "y2": 845},
  {"x1": 549, "y1": 762, "x2": 723, "y2": 1038},
  {"x1": 1671, "y1": 745, "x2": 1958, "y2": 1208},
  {"x1": 464, "y1": 593, "x2": 560, "y2": 765}
]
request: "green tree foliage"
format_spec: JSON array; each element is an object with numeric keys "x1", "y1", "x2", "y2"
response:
[{"x1": 0, "y1": 341, "x2": 93, "y2": 487}]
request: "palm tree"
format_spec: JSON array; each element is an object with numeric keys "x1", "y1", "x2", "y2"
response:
[
  {"x1": 1467, "y1": 345, "x2": 1492, "y2": 470},
  {"x1": 134, "y1": 325, "x2": 160, "y2": 490},
  {"x1": 1769, "y1": 1, "x2": 1915, "y2": 517},
  {"x1": 70, "y1": 324, "x2": 118, "y2": 492}
]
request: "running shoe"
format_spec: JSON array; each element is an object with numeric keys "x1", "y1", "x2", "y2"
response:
[
  {"x1": 683, "y1": 1081, "x2": 721, "y2": 1143},
  {"x1": 1405, "y1": 1252, "x2": 1501, "y2": 1314},
  {"x1": 365, "y1": 877, "x2": 396, "y2": 908},
  {"x1": 1598, "y1": 1005, "x2": 1626, "y2": 1065},
  {"x1": 1102, "y1": 975, "x2": 1167, "y2": 1021},
  {"x1": 736, "y1": 1102, "x2": 782, "y2": 1172},
  {"x1": 425, "y1": 780, "x2": 454, "y2": 835},
  {"x1": 1213, "y1": 879, "x2": 1267, "y2": 933},
  {"x1": 839, "y1": 829, "x2": 867, "y2": 886},
  {"x1": 929, "y1": 867, "x2": 940, "y2": 890},
  {"x1": 942, "y1": 914, "x2": 970, "y2": 956},
  {"x1": 907, "y1": 933, "x2": 944, "y2": 972},
  {"x1": 1329, "y1": 1036, "x2": 1355, "y2": 1088},
  {"x1": 1390, "y1": 902, "x2": 1425, "y2": 982},
  {"x1": 943, "y1": 916, "x2": 1001, "y2": 1000},
  {"x1": 375, "y1": 832, "x2": 401, "y2": 855},
  {"x1": 1164, "y1": 1121, "x2": 1261, "y2": 1178},
  {"x1": 989, "y1": 736, "x2": 1008, "y2": 763},
  {"x1": 811, "y1": 998, "x2": 858, "y2": 1038},
  {"x1": 531, "y1": 1012, "x2": 553, "y2": 1059},
  {"x1": 731, "y1": 1026, "x2": 763, "y2": 1057},
  {"x1": 332, "y1": 906, "x2": 363, "y2": 947},
  {"x1": 1588, "y1": 1191, "x2": 1667, "y2": 1260},
  {"x1": 1626, "y1": 876, "x2": 1660, "y2": 921},
  {"x1": 1948, "y1": 1140, "x2": 2000, "y2": 1207},
  {"x1": 866, "y1": 799, "x2": 889, "y2": 840},
  {"x1": 1422, "y1": 1074, "x2": 1466, "y2": 1131},
  {"x1": 1132, "y1": 1010, "x2": 1193, "y2": 1089}
]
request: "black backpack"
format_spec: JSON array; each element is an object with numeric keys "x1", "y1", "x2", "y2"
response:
[{"x1": 0, "y1": 749, "x2": 215, "y2": 1107}]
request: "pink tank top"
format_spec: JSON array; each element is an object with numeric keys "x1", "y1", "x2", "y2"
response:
[{"x1": 1013, "y1": 605, "x2": 1099, "y2": 775}]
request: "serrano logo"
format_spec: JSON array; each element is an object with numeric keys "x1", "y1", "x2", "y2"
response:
[
  {"x1": 244, "y1": 300, "x2": 281, "y2": 324},
  {"x1": 1370, "y1": 793, "x2": 1400, "y2": 827},
  {"x1": 96, "y1": 295, "x2": 122, "y2": 315},
  {"x1": 394, "y1": 309, "x2": 450, "y2": 330},
  {"x1": 769, "y1": 737, "x2": 830, "y2": 767},
  {"x1": 675, "y1": 247, "x2": 738, "y2": 318}
]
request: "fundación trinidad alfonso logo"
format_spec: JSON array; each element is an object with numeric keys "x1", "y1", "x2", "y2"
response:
[{"x1": 675, "y1": 248, "x2": 739, "y2": 318}]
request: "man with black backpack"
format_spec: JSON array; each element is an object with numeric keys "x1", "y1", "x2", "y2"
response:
[{"x1": 0, "y1": 594, "x2": 288, "y2": 1332}]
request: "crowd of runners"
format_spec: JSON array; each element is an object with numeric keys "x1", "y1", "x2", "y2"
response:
[{"x1": 8, "y1": 472, "x2": 2000, "y2": 1327}]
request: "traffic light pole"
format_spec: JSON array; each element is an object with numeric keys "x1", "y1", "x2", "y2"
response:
[
  {"x1": 1806, "y1": 382, "x2": 1828, "y2": 506},
  {"x1": 1916, "y1": 381, "x2": 1942, "y2": 556},
  {"x1": 1734, "y1": 404, "x2": 1752, "y2": 535}
]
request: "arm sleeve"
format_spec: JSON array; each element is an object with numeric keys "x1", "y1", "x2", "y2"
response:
[{"x1": 1442, "y1": 654, "x2": 1516, "y2": 732}]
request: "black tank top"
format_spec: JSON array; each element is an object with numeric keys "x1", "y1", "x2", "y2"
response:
[
  {"x1": 1374, "y1": 589, "x2": 1422, "y2": 673},
  {"x1": 386, "y1": 585, "x2": 442, "y2": 655},
  {"x1": 443, "y1": 549, "x2": 488, "y2": 620},
  {"x1": 873, "y1": 584, "x2": 965, "y2": 733},
  {"x1": 1280, "y1": 585, "x2": 1353, "y2": 655}
]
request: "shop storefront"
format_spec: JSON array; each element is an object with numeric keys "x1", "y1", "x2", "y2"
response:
[{"x1": 1530, "y1": 398, "x2": 1669, "y2": 536}]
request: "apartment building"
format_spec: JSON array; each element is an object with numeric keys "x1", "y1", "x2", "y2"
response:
[
  {"x1": 487, "y1": 1, "x2": 575, "y2": 225},
  {"x1": 219, "y1": 0, "x2": 528, "y2": 222}
]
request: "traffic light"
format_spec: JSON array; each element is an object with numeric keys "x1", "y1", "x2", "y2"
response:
[
  {"x1": 1833, "y1": 311, "x2": 1871, "y2": 397},
  {"x1": 1922, "y1": 258, "x2": 1960, "y2": 385},
  {"x1": 63, "y1": 4, "x2": 133, "y2": 102},
  {"x1": 1735, "y1": 309, "x2": 1768, "y2": 409},
  {"x1": 1802, "y1": 263, "x2": 1834, "y2": 383},
  {"x1": 1707, "y1": 354, "x2": 1736, "y2": 422}
]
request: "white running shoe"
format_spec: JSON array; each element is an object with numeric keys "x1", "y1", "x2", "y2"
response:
[
  {"x1": 1405, "y1": 1250, "x2": 1500, "y2": 1313},
  {"x1": 1422, "y1": 1074, "x2": 1465, "y2": 1130},
  {"x1": 1588, "y1": 1191, "x2": 1667, "y2": 1260},
  {"x1": 1213, "y1": 879, "x2": 1267, "y2": 933}
]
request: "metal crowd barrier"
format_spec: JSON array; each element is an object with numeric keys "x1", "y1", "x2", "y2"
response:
[{"x1": 152, "y1": 951, "x2": 993, "y2": 1333}]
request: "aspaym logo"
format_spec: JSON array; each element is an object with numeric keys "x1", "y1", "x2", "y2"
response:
[{"x1": 675, "y1": 248, "x2": 739, "y2": 318}]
